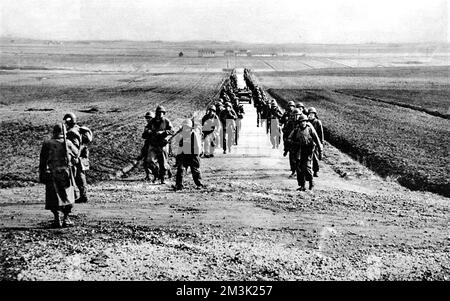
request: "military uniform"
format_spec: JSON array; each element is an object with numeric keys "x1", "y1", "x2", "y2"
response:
[
  {"x1": 268, "y1": 103, "x2": 283, "y2": 148},
  {"x1": 145, "y1": 107, "x2": 174, "y2": 184},
  {"x1": 202, "y1": 107, "x2": 220, "y2": 157},
  {"x1": 219, "y1": 104, "x2": 237, "y2": 154},
  {"x1": 173, "y1": 119, "x2": 204, "y2": 190},
  {"x1": 64, "y1": 113, "x2": 92, "y2": 204},
  {"x1": 308, "y1": 107, "x2": 324, "y2": 177},
  {"x1": 39, "y1": 124, "x2": 79, "y2": 228},
  {"x1": 233, "y1": 102, "x2": 245, "y2": 145},
  {"x1": 288, "y1": 115, "x2": 323, "y2": 190},
  {"x1": 138, "y1": 112, "x2": 154, "y2": 180}
]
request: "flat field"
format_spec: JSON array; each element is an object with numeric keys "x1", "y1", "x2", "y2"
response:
[{"x1": 0, "y1": 71, "x2": 225, "y2": 187}]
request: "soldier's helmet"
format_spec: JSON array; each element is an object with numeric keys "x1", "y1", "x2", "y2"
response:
[
  {"x1": 53, "y1": 123, "x2": 63, "y2": 137},
  {"x1": 288, "y1": 101, "x2": 296, "y2": 107},
  {"x1": 63, "y1": 112, "x2": 77, "y2": 124},
  {"x1": 298, "y1": 114, "x2": 308, "y2": 122},
  {"x1": 182, "y1": 119, "x2": 193, "y2": 129},
  {"x1": 156, "y1": 106, "x2": 166, "y2": 113},
  {"x1": 295, "y1": 102, "x2": 305, "y2": 109},
  {"x1": 225, "y1": 103, "x2": 232, "y2": 108},
  {"x1": 292, "y1": 108, "x2": 302, "y2": 115},
  {"x1": 308, "y1": 107, "x2": 317, "y2": 115},
  {"x1": 145, "y1": 112, "x2": 154, "y2": 119},
  {"x1": 208, "y1": 106, "x2": 216, "y2": 112}
]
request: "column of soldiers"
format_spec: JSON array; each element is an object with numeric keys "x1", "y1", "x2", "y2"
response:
[
  {"x1": 39, "y1": 113, "x2": 93, "y2": 228},
  {"x1": 245, "y1": 68, "x2": 324, "y2": 191}
]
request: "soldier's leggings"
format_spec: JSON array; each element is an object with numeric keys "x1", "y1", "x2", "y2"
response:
[
  {"x1": 75, "y1": 167, "x2": 87, "y2": 200},
  {"x1": 312, "y1": 147, "x2": 320, "y2": 173},
  {"x1": 175, "y1": 154, "x2": 202, "y2": 187},
  {"x1": 296, "y1": 151, "x2": 313, "y2": 187}
]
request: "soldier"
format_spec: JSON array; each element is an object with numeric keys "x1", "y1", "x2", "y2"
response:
[
  {"x1": 268, "y1": 100, "x2": 283, "y2": 148},
  {"x1": 138, "y1": 112, "x2": 155, "y2": 181},
  {"x1": 280, "y1": 101, "x2": 296, "y2": 126},
  {"x1": 63, "y1": 113, "x2": 92, "y2": 204},
  {"x1": 146, "y1": 106, "x2": 174, "y2": 184},
  {"x1": 308, "y1": 107, "x2": 324, "y2": 177},
  {"x1": 283, "y1": 108, "x2": 301, "y2": 178},
  {"x1": 39, "y1": 124, "x2": 79, "y2": 228},
  {"x1": 202, "y1": 106, "x2": 220, "y2": 158},
  {"x1": 219, "y1": 102, "x2": 237, "y2": 154},
  {"x1": 173, "y1": 119, "x2": 204, "y2": 191},
  {"x1": 233, "y1": 97, "x2": 245, "y2": 145},
  {"x1": 288, "y1": 114, "x2": 323, "y2": 191},
  {"x1": 295, "y1": 102, "x2": 308, "y2": 115}
]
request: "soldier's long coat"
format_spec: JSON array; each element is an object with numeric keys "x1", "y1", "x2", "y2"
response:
[{"x1": 39, "y1": 135, "x2": 79, "y2": 211}]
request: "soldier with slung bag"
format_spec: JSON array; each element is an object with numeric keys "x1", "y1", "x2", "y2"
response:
[
  {"x1": 145, "y1": 106, "x2": 174, "y2": 184},
  {"x1": 63, "y1": 112, "x2": 93, "y2": 204},
  {"x1": 39, "y1": 124, "x2": 79, "y2": 228}
]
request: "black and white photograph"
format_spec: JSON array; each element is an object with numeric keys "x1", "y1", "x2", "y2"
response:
[{"x1": 0, "y1": 0, "x2": 449, "y2": 287}]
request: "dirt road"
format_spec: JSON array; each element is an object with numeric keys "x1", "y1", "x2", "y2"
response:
[{"x1": 0, "y1": 73, "x2": 449, "y2": 281}]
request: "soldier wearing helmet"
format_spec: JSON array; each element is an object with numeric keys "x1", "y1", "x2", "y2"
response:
[
  {"x1": 283, "y1": 108, "x2": 301, "y2": 177},
  {"x1": 172, "y1": 119, "x2": 205, "y2": 191},
  {"x1": 295, "y1": 102, "x2": 308, "y2": 115},
  {"x1": 219, "y1": 101, "x2": 238, "y2": 154},
  {"x1": 267, "y1": 100, "x2": 283, "y2": 148},
  {"x1": 39, "y1": 123, "x2": 79, "y2": 228},
  {"x1": 288, "y1": 113, "x2": 323, "y2": 191},
  {"x1": 201, "y1": 105, "x2": 220, "y2": 157},
  {"x1": 280, "y1": 100, "x2": 296, "y2": 126},
  {"x1": 307, "y1": 107, "x2": 324, "y2": 177},
  {"x1": 136, "y1": 112, "x2": 156, "y2": 181},
  {"x1": 63, "y1": 112, "x2": 92, "y2": 204},
  {"x1": 233, "y1": 99, "x2": 245, "y2": 146},
  {"x1": 145, "y1": 105, "x2": 174, "y2": 184}
]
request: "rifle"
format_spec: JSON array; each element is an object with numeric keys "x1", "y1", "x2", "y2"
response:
[{"x1": 62, "y1": 123, "x2": 75, "y2": 186}]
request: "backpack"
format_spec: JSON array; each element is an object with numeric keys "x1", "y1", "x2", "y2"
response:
[{"x1": 79, "y1": 126, "x2": 93, "y2": 144}]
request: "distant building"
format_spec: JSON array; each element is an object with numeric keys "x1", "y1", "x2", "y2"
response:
[
  {"x1": 236, "y1": 49, "x2": 251, "y2": 57},
  {"x1": 224, "y1": 50, "x2": 235, "y2": 56},
  {"x1": 198, "y1": 49, "x2": 216, "y2": 57}
]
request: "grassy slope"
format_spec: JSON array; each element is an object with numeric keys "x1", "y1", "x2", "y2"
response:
[{"x1": 268, "y1": 88, "x2": 450, "y2": 197}]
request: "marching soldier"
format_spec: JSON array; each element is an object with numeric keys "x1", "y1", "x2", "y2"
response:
[
  {"x1": 295, "y1": 102, "x2": 308, "y2": 115},
  {"x1": 233, "y1": 97, "x2": 245, "y2": 145},
  {"x1": 288, "y1": 114, "x2": 323, "y2": 191},
  {"x1": 202, "y1": 106, "x2": 220, "y2": 157},
  {"x1": 308, "y1": 107, "x2": 324, "y2": 177},
  {"x1": 219, "y1": 102, "x2": 237, "y2": 154},
  {"x1": 268, "y1": 100, "x2": 283, "y2": 148},
  {"x1": 146, "y1": 106, "x2": 174, "y2": 184},
  {"x1": 39, "y1": 124, "x2": 79, "y2": 228},
  {"x1": 280, "y1": 101, "x2": 296, "y2": 126},
  {"x1": 283, "y1": 108, "x2": 301, "y2": 178},
  {"x1": 63, "y1": 113, "x2": 93, "y2": 204},
  {"x1": 138, "y1": 112, "x2": 155, "y2": 181},
  {"x1": 173, "y1": 119, "x2": 205, "y2": 191}
]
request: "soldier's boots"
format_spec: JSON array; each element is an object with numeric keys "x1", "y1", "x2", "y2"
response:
[
  {"x1": 297, "y1": 186, "x2": 306, "y2": 191},
  {"x1": 51, "y1": 212, "x2": 61, "y2": 228},
  {"x1": 309, "y1": 181, "x2": 314, "y2": 190},
  {"x1": 313, "y1": 171, "x2": 318, "y2": 177},
  {"x1": 62, "y1": 217, "x2": 74, "y2": 228},
  {"x1": 289, "y1": 171, "x2": 296, "y2": 178},
  {"x1": 172, "y1": 184, "x2": 183, "y2": 191},
  {"x1": 75, "y1": 196, "x2": 88, "y2": 203}
]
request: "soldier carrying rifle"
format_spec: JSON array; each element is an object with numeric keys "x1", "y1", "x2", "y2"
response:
[{"x1": 39, "y1": 124, "x2": 79, "y2": 228}]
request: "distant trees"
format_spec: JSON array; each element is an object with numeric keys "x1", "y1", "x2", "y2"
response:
[{"x1": 178, "y1": 52, "x2": 184, "y2": 57}]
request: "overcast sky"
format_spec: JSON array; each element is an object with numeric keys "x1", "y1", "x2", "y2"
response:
[{"x1": 0, "y1": 0, "x2": 448, "y2": 43}]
